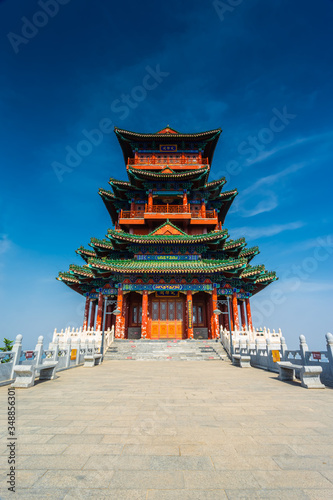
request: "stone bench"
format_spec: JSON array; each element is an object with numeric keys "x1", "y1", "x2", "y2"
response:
[
  {"x1": 232, "y1": 354, "x2": 251, "y2": 368},
  {"x1": 277, "y1": 362, "x2": 325, "y2": 389},
  {"x1": 84, "y1": 354, "x2": 102, "y2": 367},
  {"x1": 11, "y1": 362, "x2": 58, "y2": 388}
]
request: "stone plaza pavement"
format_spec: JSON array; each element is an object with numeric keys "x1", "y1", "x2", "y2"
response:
[{"x1": 1, "y1": 358, "x2": 333, "y2": 499}]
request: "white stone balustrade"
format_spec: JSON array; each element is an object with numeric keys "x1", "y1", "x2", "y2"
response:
[
  {"x1": 52, "y1": 326, "x2": 114, "y2": 352},
  {"x1": 220, "y1": 327, "x2": 333, "y2": 386},
  {"x1": 220, "y1": 326, "x2": 282, "y2": 356},
  {"x1": 0, "y1": 329, "x2": 111, "y2": 386}
]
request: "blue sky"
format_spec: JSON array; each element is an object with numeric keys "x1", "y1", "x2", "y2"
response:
[{"x1": 0, "y1": 0, "x2": 332, "y2": 349}]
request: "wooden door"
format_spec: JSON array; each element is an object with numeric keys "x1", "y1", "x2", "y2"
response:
[{"x1": 150, "y1": 298, "x2": 183, "y2": 339}]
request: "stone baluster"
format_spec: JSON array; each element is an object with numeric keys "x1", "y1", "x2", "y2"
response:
[
  {"x1": 326, "y1": 333, "x2": 333, "y2": 377},
  {"x1": 10, "y1": 334, "x2": 23, "y2": 379},
  {"x1": 266, "y1": 337, "x2": 271, "y2": 352},
  {"x1": 91, "y1": 339, "x2": 96, "y2": 353},
  {"x1": 65, "y1": 338, "x2": 71, "y2": 368},
  {"x1": 76, "y1": 339, "x2": 81, "y2": 365},
  {"x1": 299, "y1": 335, "x2": 309, "y2": 365},
  {"x1": 52, "y1": 338, "x2": 60, "y2": 361},
  {"x1": 255, "y1": 338, "x2": 261, "y2": 365},
  {"x1": 35, "y1": 336, "x2": 44, "y2": 366},
  {"x1": 280, "y1": 336, "x2": 288, "y2": 360},
  {"x1": 84, "y1": 339, "x2": 90, "y2": 355},
  {"x1": 246, "y1": 338, "x2": 251, "y2": 355}
]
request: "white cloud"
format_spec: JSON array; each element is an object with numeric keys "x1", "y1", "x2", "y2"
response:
[
  {"x1": 282, "y1": 234, "x2": 333, "y2": 254},
  {"x1": 243, "y1": 162, "x2": 307, "y2": 195},
  {"x1": 245, "y1": 130, "x2": 333, "y2": 166},
  {"x1": 231, "y1": 221, "x2": 305, "y2": 240}
]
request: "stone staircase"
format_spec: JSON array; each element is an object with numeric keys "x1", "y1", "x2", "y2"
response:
[{"x1": 104, "y1": 339, "x2": 227, "y2": 361}]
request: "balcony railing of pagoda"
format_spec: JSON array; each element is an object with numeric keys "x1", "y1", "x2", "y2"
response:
[
  {"x1": 127, "y1": 156, "x2": 209, "y2": 167},
  {"x1": 119, "y1": 205, "x2": 217, "y2": 220},
  {"x1": 145, "y1": 204, "x2": 191, "y2": 214},
  {"x1": 191, "y1": 209, "x2": 217, "y2": 219}
]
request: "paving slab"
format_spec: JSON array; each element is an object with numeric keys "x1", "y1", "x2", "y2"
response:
[{"x1": 0, "y1": 357, "x2": 333, "y2": 498}]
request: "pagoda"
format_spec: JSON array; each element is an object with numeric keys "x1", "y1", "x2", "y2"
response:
[{"x1": 57, "y1": 126, "x2": 278, "y2": 340}]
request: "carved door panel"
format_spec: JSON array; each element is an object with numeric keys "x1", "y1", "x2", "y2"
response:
[
  {"x1": 150, "y1": 298, "x2": 184, "y2": 339},
  {"x1": 159, "y1": 301, "x2": 168, "y2": 338},
  {"x1": 151, "y1": 301, "x2": 159, "y2": 339},
  {"x1": 175, "y1": 301, "x2": 183, "y2": 339}
]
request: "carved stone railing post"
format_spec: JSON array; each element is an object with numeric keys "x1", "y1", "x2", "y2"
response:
[
  {"x1": 91, "y1": 339, "x2": 96, "y2": 353},
  {"x1": 84, "y1": 339, "x2": 89, "y2": 355},
  {"x1": 299, "y1": 335, "x2": 309, "y2": 365},
  {"x1": 326, "y1": 333, "x2": 333, "y2": 377},
  {"x1": 280, "y1": 336, "x2": 288, "y2": 360},
  {"x1": 35, "y1": 336, "x2": 44, "y2": 366},
  {"x1": 65, "y1": 338, "x2": 71, "y2": 368},
  {"x1": 75, "y1": 339, "x2": 81, "y2": 365},
  {"x1": 10, "y1": 334, "x2": 23, "y2": 379},
  {"x1": 52, "y1": 338, "x2": 59, "y2": 362}
]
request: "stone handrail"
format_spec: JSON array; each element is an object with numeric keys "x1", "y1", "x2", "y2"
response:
[
  {"x1": 0, "y1": 327, "x2": 115, "y2": 386},
  {"x1": 52, "y1": 326, "x2": 114, "y2": 351},
  {"x1": 221, "y1": 327, "x2": 333, "y2": 385},
  {"x1": 220, "y1": 326, "x2": 282, "y2": 357}
]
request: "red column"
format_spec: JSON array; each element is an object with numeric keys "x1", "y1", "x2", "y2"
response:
[
  {"x1": 187, "y1": 290, "x2": 194, "y2": 339},
  {"x1": 148, "y1": 191, "x2": 153, "y2": 212},
  {"x1": 183, "y1": 190, "x2": 187, "y2": 209},
  {"x1": 212, "y1": 287, "x2": 219, "y2": 338},
  {"x1": 115, "y1": 287, "x2": 125, "y2": 339},
  {"x1": 89, "y1": 301, "x2": 96, "y2": 329},
  {"x1": 240, "y1": 301, "x2": 246, "y2": 329},
  {"x1": 228, "y1": 297, "x2": 234, "y2": 331},
  {"x1": 106, "y1": 303, "x2": 112, "y2": 330},
  {"x1": 245, "y1": 298, "x2": 253, "y2": 330},
  {"x1": 96, "y1": 291, "x2": 104, "y2": 331},
  {"x1": 201, "y1": 199, "x2": 206, "y2": 217},
  {"x1": 141, "y1": 291, "x2": 149, "y2": 339},
  {"x1": 232, "y1": 292, "x2": 240, "y2": 331},
  {"x1": 83, "y1": 296, "x2": 90, "y2": 330}
]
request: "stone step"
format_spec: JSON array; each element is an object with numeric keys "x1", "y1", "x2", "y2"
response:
[{"x1": 104, "y1": 340, "x2": 227, "y2": 361}]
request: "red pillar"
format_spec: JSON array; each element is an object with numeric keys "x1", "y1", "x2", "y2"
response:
[
  {"x1": 232, "y1": 292, "x2": 240, "y2": 331},
  {"x1": 106, "y1": 303, "x2": 112, "y2": 330},
  {"x1": 89, "y1": 301, "x2": 96, "y2": 329},
  {"x1": 209, "y1": 294, "x2": 214, "y2": 339},
  {"x1": 141, "y1": 291, "x2": 149, "y2": 339},
  {"x1": 115, "y1": 287, "x2": 125, "y2": 339},
  {"x1": 228, "y1": 297, "x2": 234, "y2": 331},
  {"x1": 240, "y1": 301, "x2": 246, "y2": 329},
  {"x1": 183, "y1": 190, "x2": 188, "y2": 209},
  {"x1": 245, "y1": 298, "x2": 253, "y2": 329},
  {"x1": 83, "y1": 296, "x2": 90, "y2": 330},
  {"x1": 201, "y1": 199, "x2": 206, "y2": 218},
  {"x1": 95, "y1": 291, "x2": 104, "y2": 331},
  {"x1": 148, "y1": 191, "x2": 153, "y2": 212},
  {"x1": 212, "y1": 287, "x2": 219, "y2": 338},
  {"x1": 187, "y1": 290, "x2": 194, "y2": 339}
]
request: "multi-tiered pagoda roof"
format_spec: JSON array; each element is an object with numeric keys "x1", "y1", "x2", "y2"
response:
[{"x1": 58, "y1": 126, "x2": 277, "y2": 339}]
